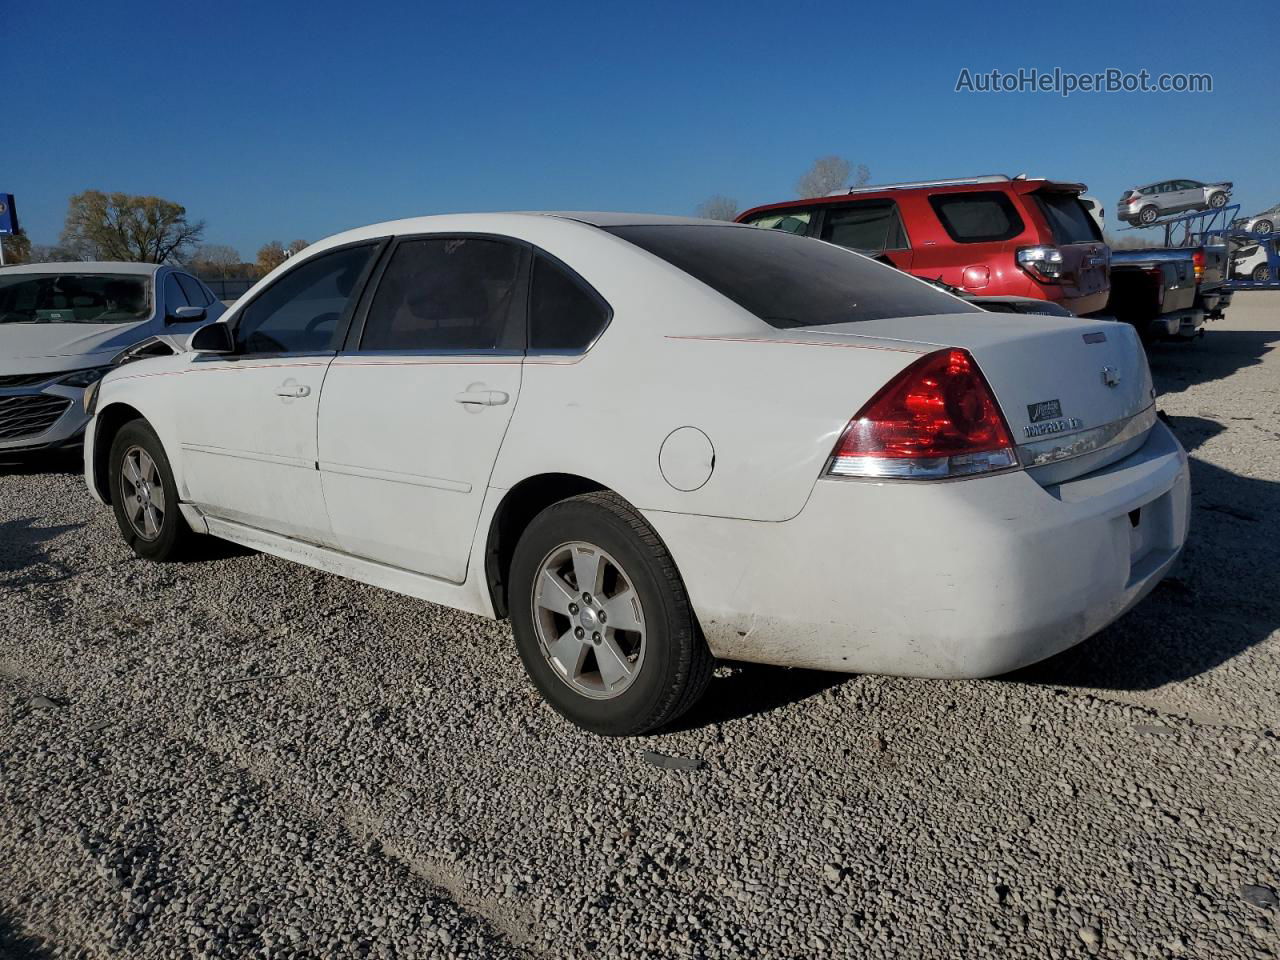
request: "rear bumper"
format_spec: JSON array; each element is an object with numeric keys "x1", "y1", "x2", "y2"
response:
[{"x1": 649, "y1": 421, "x2": 1189, "y2": 678}]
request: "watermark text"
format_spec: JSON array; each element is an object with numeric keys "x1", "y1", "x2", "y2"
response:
[{"x1": 955, "y1": 67, "x2": 1212, "y2": 97}]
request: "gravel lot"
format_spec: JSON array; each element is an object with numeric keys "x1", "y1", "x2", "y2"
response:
[{"x1": 2, "y1": 294, "x2": 1278, "y2": 959}]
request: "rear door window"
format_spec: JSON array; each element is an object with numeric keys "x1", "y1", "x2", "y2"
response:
[
  {"x1": 1034, "y1": 193, "x2": 1102, "y2": 244},
  {"x1": 360, "y1": 237, "x2": 525, "y2": 352},
  {"x1": 927, "y1": 191, "x2": 1025, "y2": 243},
  {"x1": 605, "y1": 224, "x2": 979, "y2": 328},
  {"x1": 743, "y1": 210, "x2": 813, "y2": 236},
  {"x1": 819, "y1": 200, "x2": 908, "y2": 251}
]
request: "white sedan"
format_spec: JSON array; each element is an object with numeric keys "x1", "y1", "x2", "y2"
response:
[{"x1": 83, "y1": 213, "x2": 1190, "y2": 735}]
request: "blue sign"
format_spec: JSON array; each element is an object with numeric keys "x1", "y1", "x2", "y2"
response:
[{"x1": 0, "y1": 194, "x2": 17, "y2": 235}]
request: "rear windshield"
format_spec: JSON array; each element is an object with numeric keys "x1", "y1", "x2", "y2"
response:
[
  {"x1": 927, "y1": 191, "x2": 1025, "y2": 243},
  {"x1": 1035, "y1": 192, "x2": 1102, "y2": 244},
  {"x1": 604, "y1": 224, "x2": 979, "y2": 328},
  {"x1": 0, "y1": 273, "x2": 151, "y2": 324}
]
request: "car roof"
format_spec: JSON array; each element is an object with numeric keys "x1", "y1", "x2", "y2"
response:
[
  {"x1": 527, "y1": 211, "x2": 749, "y2": 228},
  {"x1": 0, "y1": 261, "x2": 164, "y2": 276},
  {"x1": 736, "y1": 178, "x2": 1083, "y2": 222},
  {"x1": 305, "y1": 212, "x2": 753, "y2": 253}
]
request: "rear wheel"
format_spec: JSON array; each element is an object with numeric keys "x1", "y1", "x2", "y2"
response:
[
  {"x1": 1208, "y1": 191, "x2": 1228, "y2": 208},
  {"x1": 509, "y1": 491, "x2": 712, "y2": 736},
  {"x1": 1139, "y1": 205, "x2": 1159, "y2": 225},
  {"x1": 108, "y1": 420, "x2": 195, "y2": 562}
]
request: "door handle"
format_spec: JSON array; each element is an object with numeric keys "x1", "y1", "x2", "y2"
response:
[
  {"x1": 453, "y1": 389, "x2": 509, "y2": 406},
  {"x1": 275, "y1": 383, "x2": 311, "y2": 398}
]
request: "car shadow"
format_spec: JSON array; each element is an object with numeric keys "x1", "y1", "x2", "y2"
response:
[
  {"x1": 1148, "y1": 321, "x2": 1280, "y2": 397},
  {"x1": 1012, "y1": 415, "x2": 1280, "y2": 691},
  {"x1": 0, "y1": 516, "x2": 85, "y2": 586},
  {"x1": 0, "y1": 913, "x2": 53, "y2": 960},
  {"x1": 668, "y1": 661, "x2": 852, "y2": 731}
]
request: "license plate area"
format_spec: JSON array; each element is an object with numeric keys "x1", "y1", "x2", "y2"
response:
[{"x1": 1126, "y1": 489, "x2": 1176, "y2": 585}]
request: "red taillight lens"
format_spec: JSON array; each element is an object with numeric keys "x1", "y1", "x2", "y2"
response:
[
  {"x1": 1192, "y1": 249, "x2": 1205, "y2": 282},
  {"x1": 828, "y1": 349, "x2": 1017, "y2": 480}
]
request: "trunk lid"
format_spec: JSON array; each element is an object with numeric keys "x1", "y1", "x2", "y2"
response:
[{"x1": 797, "y1": 312, "x2": 1156, "y2": 482}]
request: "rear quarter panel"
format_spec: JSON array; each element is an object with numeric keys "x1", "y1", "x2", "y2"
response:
[{"x1": 486, "y1": 234, "x2": 923, "y2": 522}]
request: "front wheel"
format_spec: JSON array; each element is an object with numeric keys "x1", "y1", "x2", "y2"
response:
[
  {"x1": 1208, "y1": 191, "x2": 1228, "y2": 208},
  {"x1": 1253, "y1": 219, "x2": 1274, "y2": 235},
  {"x1": 1254, "y1": 264, "x2": 1272, "y2": 283},
  {"x1": 108, "y1": 419, "x2": 195, "y2": 561},
  {"x1": 509, "y1": 491, "x2": 713, "y2": 736}
]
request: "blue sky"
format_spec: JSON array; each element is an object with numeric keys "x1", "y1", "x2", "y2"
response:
[{"x1": 8, "y1": 0, "x2": 1277, "y2": 256}]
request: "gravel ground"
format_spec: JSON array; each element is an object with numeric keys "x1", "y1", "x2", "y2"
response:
[{"x1": 2, "y1": 293, "x2": 1278, "y2": 959}]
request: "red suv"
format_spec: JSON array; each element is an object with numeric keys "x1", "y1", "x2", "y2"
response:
[{"x1": 736, "y1": 175, "x2": 1110, "y2": 315}]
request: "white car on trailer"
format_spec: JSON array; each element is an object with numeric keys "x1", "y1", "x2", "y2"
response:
[{"x1": 83, "y1": 213, "x2": 1190, "y2": 734}]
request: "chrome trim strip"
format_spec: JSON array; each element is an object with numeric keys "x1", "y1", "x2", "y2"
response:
[{"x1": 1017, "y1": 404, "x2": 1157, "y2": 469}]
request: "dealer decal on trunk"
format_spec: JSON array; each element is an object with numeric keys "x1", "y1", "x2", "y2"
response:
[
  {"x1": 1027, "y1": 399, "x2": 1063, "y2": 423},
  {"x1": 1025, "y1": 399, "x2": 1084, "y2": 438}
]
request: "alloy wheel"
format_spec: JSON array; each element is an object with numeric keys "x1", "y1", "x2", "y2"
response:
[
  {"x1": 531, "y1": 541, "x2": 646, "y2": 700},
  {"x1": 120, "y1": 445, "x2": 166, "y2": 541}
]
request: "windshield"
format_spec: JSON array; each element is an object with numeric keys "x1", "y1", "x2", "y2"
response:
[
  {"x1": 603, "y1": 224, "x2": 979, "y2": 328},
  {"x1": 0, "y1": 273, "x2": 151, "y2": 324}
]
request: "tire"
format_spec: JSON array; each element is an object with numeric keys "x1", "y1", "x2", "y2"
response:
[
  {"x1": 108, "y1": 419, "x2": 195, "y2": 562},
  {"x1": 1254, "y1": 264, "x2": 1271, "y2": 283},
  {"x1": 1254, "y1": 220, "x2": 1274, "y2": 235},
  {"x1": 1208, "y1": 191, "x2": 1228, "y2": 209},
  {"x1": 1139, "y1": 205, "x2": 1159, "y2": 225},
  {"x1": 509, "y1": 491, "x2": 713, "y2": 736}
]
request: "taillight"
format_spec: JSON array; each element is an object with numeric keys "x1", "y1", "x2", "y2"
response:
[
  {"x1": 1016, "y1": 245, "x2": 1064, "y2": 282},
  {"x1": 1192, "y1": 249, "x2": 1205, "y2": 282},
  {"x1": 827, "y1": 349, "x2": 1018, "y2": 480}
]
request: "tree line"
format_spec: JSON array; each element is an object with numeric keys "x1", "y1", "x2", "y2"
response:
[
  {"x1": 1, "y1": 190, "x2": 306, "y2": 278},
  {"x1": 4, "y1": 159, "x2": 876, "y2": 273}
]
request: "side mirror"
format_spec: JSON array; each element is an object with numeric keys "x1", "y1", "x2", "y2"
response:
[
  {"x1": 188, "y1": 322, "x2": 235, "y2": 355},
  {"x1": 168, "y1": 305, "x2": 207, "y2": 325}
]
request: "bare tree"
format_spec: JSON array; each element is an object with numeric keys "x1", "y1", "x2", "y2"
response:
[
  {"x1": 694, "y1": 195, "x2": 739, "y2": 222},
  {"x1": 28, "y1": 242, "x2": 76, "y2": 263},
  {"x1": 286, "y1": 239, "x2": 308, "y2": 257},
  {"x1": 59, "y1": 190, "x2": 205, "y2": 262},
  {"x1": 190, "y1": 243, "x2": 242, "y2": 278},
  {"x1": 256, "y1": 241, "x2": 287, "y2": 277},
  {"x1": 795, "y1": 156, "x2": 870, "y2": 198}
]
